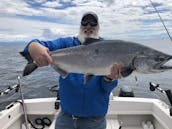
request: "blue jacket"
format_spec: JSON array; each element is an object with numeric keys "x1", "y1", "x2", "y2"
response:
[{"x1": 23, "y1": 37, "x2": 118, "y2": 117}]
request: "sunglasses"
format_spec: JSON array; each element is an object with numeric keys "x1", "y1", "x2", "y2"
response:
[{"x1": 81, "y1": 21, "x2": 98, "y2": 27}]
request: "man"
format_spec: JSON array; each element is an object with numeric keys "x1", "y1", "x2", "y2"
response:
[{"x1": 22, "y1": 12, "x2": 121, "y2": 129}]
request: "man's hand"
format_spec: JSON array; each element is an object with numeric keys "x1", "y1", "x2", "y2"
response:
[
  {"x1": 106, "y1": 64, "x2": 122, "y2": 81},
  {"x1": 28, "y1": 42, "x2": 53, "y2": 67}
]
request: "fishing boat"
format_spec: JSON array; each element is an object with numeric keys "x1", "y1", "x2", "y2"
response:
[
  {"x1": 0, "y1": 81, "x2": 172, "y2": 129},
  {"x1": 0, "y1": 96, "x2": 172, "y2": 129}
]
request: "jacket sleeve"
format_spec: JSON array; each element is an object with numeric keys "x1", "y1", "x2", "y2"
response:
[
  {"x1": 100, "y1": 77, "x2": 118, "y2": 93},
  {"x1": 23, "y1": 38, "x2": 68, "y2": 53}
]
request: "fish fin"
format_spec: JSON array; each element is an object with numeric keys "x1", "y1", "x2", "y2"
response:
[
  {"x1": 19, "y1": 52, "x2": 33, "y2": 63},
  {"x1": 121, "y1": 66, "x2": 135, "y2": 77},
  {"x1": 23, "y1": 63, "x2": 38, "y2": 76},
  {"x1": 53, "y1": 65, "x2": 68, "y2": 78},
  {"x1": 83, "y1": 38, "x2": 103, "y2": 45},
  {"x1": 84, "y1": 74, "x2": 94, "y2": 84}
]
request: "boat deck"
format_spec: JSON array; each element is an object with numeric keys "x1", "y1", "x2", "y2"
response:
[
  {"x1": 46, "y1": 118, "x2": 144, "y2": 129},
  {"x1": 107, "y1": 118, "x2": 120, "y2": 129},
  {"x1": 107, "y1": 118, "x2": 143, "y2": 129}
]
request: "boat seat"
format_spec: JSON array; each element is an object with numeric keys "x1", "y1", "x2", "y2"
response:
[{"x1": 107, "y1": 118, "x2": 120, "y2": 129}]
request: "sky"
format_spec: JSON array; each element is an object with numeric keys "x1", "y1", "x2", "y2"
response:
[{"x1": 0, "y1": 0, "x2": 172, "y2": 43}]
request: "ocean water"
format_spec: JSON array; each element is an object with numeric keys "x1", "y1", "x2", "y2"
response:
[
  {"x1": 0, "y1": 44, "x2": 58, "y2": 110},
  {"x1": 0, "y1": 42, "x2": 172, "y2": 111}
]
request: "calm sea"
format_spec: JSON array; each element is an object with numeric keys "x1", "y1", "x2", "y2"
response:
[{"x1": 0, "y1": 42, "x2": 172, "y2": 110}]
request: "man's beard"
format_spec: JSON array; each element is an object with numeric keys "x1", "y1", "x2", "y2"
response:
[{"x1": 77, "y1": 28, "x2": 99, "y2": 44}]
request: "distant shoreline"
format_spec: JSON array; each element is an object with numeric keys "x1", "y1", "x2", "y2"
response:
[{"x1": 0, "y1": 41, "x2": 27, "y2": 46}]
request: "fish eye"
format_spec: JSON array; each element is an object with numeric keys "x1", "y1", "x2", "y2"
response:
[{"x1": 155, "y1": 57, "x2": 164, "y2": 62}]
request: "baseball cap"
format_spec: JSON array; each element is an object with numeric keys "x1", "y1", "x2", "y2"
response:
[{"x1": 81, "y1": 12, "x2": 98, "y2": 26}]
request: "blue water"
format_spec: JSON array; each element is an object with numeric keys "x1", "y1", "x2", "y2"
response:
[
  {"x1": 0, "y1": 44, "x2": 58, "y2": 110},
  {"x1": 0, "y1": 42, "x2": 172, "y2": 111}
]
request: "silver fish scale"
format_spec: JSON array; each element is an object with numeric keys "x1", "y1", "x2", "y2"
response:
[{"x1": 51, "y1": 41, "x2": 143, "y2": 75}]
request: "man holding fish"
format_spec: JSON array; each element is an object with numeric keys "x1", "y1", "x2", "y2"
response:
[{"x1": 22, "y1": 12, "x2": 121, "y2": 129}]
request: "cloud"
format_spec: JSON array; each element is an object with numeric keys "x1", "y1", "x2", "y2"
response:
[
  {"x1": 42, "y1": 1, "x2": 62, "y2": 8},
  {"x1": 0, "y1": 15, "x2": 78, "y2": 42},
  {"x1": 0, "y1": 0, "x2": 172, "y2": 42},
  {"x1": 42, "y1": 28, "x2": 67, "y2": 39}
]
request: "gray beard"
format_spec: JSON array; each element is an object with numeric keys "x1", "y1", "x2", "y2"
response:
[{"x1": 77, "y1": 31, "x2": 99, "y2": 44}]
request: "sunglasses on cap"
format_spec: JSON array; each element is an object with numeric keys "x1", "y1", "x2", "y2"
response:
[{"x1": 81, "y1": 21, "x2": 98, "y2": 27}]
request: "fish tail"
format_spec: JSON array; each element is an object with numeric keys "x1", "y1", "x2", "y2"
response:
[
  {"x1": 23, "y1": 63, "x2": 38, "y2": 76},
  {"x1": 19, "y1": 52, "x2": 33, "y2": 63},
  {"x1": 20, "y1": 52, "x2": 38, "y2": 76}
]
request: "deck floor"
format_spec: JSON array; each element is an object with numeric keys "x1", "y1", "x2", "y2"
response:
[
  {"x1": 106, "y1": 119, "x2": 143, "y2": 129},
  {"x1": 107, "y1": 118, "x2": 120, "y2": 129},
  {"x1": 30, "y1": 118, "x2": 143, "y2": 129}
]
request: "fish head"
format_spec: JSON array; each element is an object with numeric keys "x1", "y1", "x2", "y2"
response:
[
  {"x1": 134, "y1": 53, "x2": 172, "y2": 73},
  {"x1": 153, "y1": 54, "x2": 172, "y2": 72}
]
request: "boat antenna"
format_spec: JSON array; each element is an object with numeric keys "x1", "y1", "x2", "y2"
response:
[
  {"x1": 149, "y1": 0, "x2": 172, "y2": 42},
  {"x1": 17, "y1": 76, "x2": 29, "y2": 129}
]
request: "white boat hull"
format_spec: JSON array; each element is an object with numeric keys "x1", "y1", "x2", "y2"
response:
[{"x1": 0, "y1": 97, "x2": 172, "y2": 129}]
